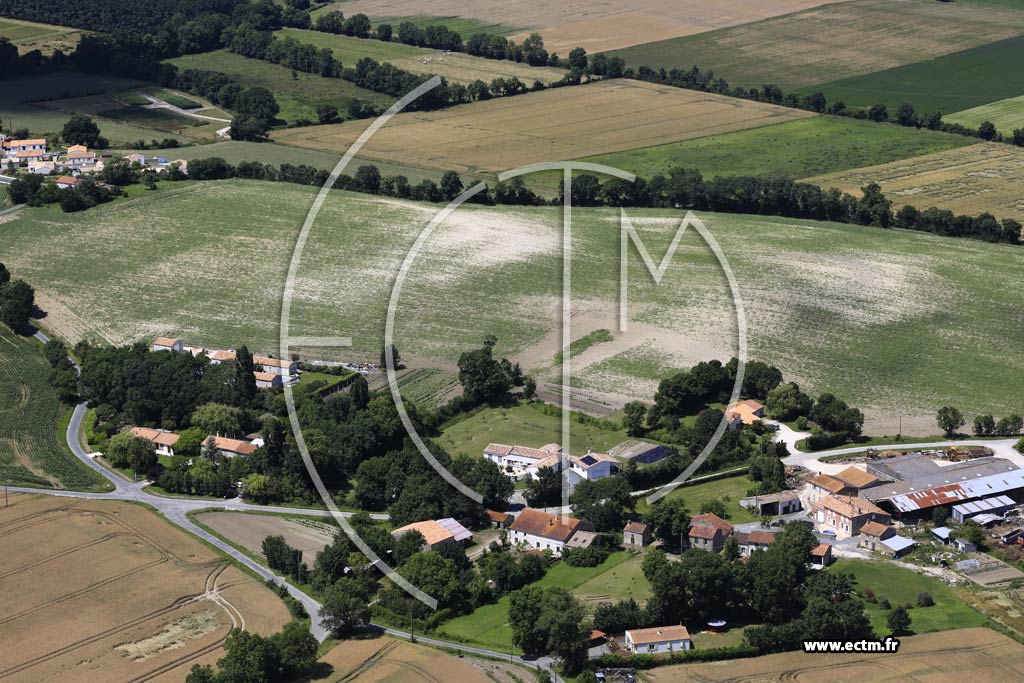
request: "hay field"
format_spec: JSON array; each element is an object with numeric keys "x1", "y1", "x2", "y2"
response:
[
  {"x1": 312, "y1": 636, "x2": 498, "y2": 683},
  {"x1": 0, "y1": 326, "x2": 106, "y2": 490},
  {"x1": 0, "y1": 494, "x2": 290, "y2": 683},
  {"x1": 324, "y1": 0, "x2": 837, "y2": 54},
  {"x1": 806, "y1": 142, "x2": 1024, "y2": 222},
  {"x1": 278, "y1": 28, "x2": 568, "y2": 85},
  {"x1": 946, "y1": 95, "x2": 1024, "y2": 135},
  {"x1": 0, "y1": 17, "x2": 86, "y2": 55},
  {"x1": 647, "y1": 628, "x2": 1024, "y2": 683},
  {"x1": 608, "y1": 0, "x2": 1024, "y2": 91},
  {"x1": 272, "y1": 79, "x2": 814, "y2": 172},
  {"x1": 803, "y1": 34, "x2": 1024, "y2": 114},
  {"x1": 195, "y1": 512, "x2": 337, "y2": 561}
]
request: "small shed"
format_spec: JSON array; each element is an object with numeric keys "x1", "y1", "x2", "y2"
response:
[
  {"x1": 623, "y1": 521, "x2": 652, "y2": 548},
  {"x1": 879, "y1": 535, "x2": 917, "y2": 558},
  {"x1": 954, "y1": 538, "x2": 977, "y2": 553},
  {"x1": 931, "y1": 526, "x2": 952, "y2": 545}
]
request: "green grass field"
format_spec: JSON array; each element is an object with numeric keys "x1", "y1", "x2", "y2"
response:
[
  {"x1": 580, "y1": 117, "x2": 972, "y2": 181},
  {"x1": 832, "y1": 559, "x2": 988, "y2": 635},
  {"x1": 437, "y1": 401, "x2": 628, "y2": 460},
  {"x1": 312, "y1": 12, "x2": 522, "y2": 38},
  {"x1": 606, "y1": 0, "x2": 1024, "y2": 92},
  {"x1": 276, "y1": 28, "x2": 566, "y2": 85},
  {"x1": 437, "y1": 550, "x2": 645, "y2": 651},
  {"x1": 0, "y1": 72, "x2": 190, "y2": 145},
  {"x1": 0, "y1": 17, "x2": 86, "y2": 54},
  {"x1": 166, "y1": 50, "x2": 395, "y2": 124},
  {"x1": 3, "y1": 180, "x2": 1024, "y2": 430},
  {"x1": 634, "y1": 474, "x2": 756, "y2": 521},
  {"x1": 0, "y1": 327, "x2": 105, "y2": 490},
  {"x1": 946, "y1": 95, "x2": 1024, "y2": 135},
  {"x1": 98, "y1": 106, "x2": 205, "y2": 131},
  {"x1": 804, "y1": 35, "x2": 1024, "y2": 114}
]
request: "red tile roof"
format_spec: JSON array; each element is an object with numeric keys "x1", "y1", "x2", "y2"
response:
[{"x1": 509, "y1": 508, "x2": 585, "y2": 542}]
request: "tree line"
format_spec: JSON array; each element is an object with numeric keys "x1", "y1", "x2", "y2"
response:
[{"x1": 0, "y1": 263, "x2": 35, "y2": 333}]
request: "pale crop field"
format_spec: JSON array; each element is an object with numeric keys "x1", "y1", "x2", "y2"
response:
[
  {"x1": 648, "y1": 628, "x2": 1024, "y2": 683},
  {"x1": 278, "y1": 28, "x2": 568, "y2": 85},
  {"x1": 2, "y1": 180, "x2": 1023, "y2": 432},
  {"x1": 272, "y1": 79, "x2": 814, "y2": 173},
  {"x1": 0, "y1": 17, "x2": 87, "y2": 55},
  {"x1": 0, "y1": 495, "x2": 290, "y2": 683},
  {"x1": 609, "y1": 0, "x2": 1024, "y2": 91},
  {"x1": 323, "y1": 0, "x2": 837, "y2": 54},
  {"x1": 806, "y1": 142, "x2": 1024, "y2": 222}
]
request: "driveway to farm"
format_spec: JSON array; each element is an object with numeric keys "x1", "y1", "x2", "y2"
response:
[
  {"x1": 139, "y1": 91, "x2": 232, "y2": 123},
  {"x1": 9, "y1": 400, "x2": 565, "y2": 679},
  {"x1": 782, "y1": 438, "x2": 1024, "y2": 471},
  {"x1": 0, "y1": 203, "x2": 24, "y2": 215}
]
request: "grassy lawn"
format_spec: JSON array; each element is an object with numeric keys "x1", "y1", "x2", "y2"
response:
[
  {"x1": 437, "y1": 401, "x2": 628, "y2": 460},
  {"x1": 0, "y1": 326, "x2": 107, "y2": 490},
  {"x1": 805, "y1": 34, "x2": 1024, "y2": 114},
  {"x1": 832, "y1": 559, "x2": 988, "y2": 635},
  {"x1": 946, "y1": 94, "x2": 1024, "y2": 136},
  {"x1": 580, "y1": 117, "x2": 972, "y2": 182},
  {"x1": 634, "y1": 474, "x2": 756, "y2": 522},
  {"x1": 438, "y1": 551, "x2": 646, "y2": 652},
  {"x1": 165, "y1": 50, "x2": 395, "y2": 124}
]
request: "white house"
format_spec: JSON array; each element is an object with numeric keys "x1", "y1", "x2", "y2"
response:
[
  {"x1": 484, "y1": 442, "x2": 564, "y2": 480},
  {"x1": 569, "y1": 451, "x2": 620, "y2": 480},
  {"x1": 507, "y1": 508, "x2": 594, "y2": 556},
  {"x1": 207, "y1": 435, "x2": 258, "y2": 457},
  {"x1": 130, "y1": 426, "x2": 180, "y2": 456},
  {"x1": 3, "y1": 138, "x2": 46, "y2": 158},
  {"x1": 624, "y1": 625, "x2": 692, "y2": 654},
  {"x1": 64, "y1": 144, "x2": 97, "y2": 169},
  {"x1": 254, "y1": 371, "x2": 282, "y2": 389},
  {"x1": 151, "y1": 337, "x2": 184, "y2": 352},
  {"x1": 253, "y1": 355, "x2": 297, "y2": 377}
]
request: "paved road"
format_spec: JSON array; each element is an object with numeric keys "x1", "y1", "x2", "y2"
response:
[
  {"x1": 11, "y1": 400, "x2": 563, "y2": 678},
  {"x1": 139, "y1": 91, "x2": 231, "y2": 123},
  {"x1": 0, "y1": 202, "x2": 24, "y2": 215}
]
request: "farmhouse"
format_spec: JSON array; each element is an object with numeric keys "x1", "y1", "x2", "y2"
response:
[
  {"x1": 724, "y1": 399, "x2": 764, "y2": 425},
  {"x1": 624, "y1": 625, "x2": 692, "y2": 654},
  {"x1": 151, "y1": 337, "x2": 184, "y2": 352},
  {"x1": 2, "y1": 138, "x2": 46, "y2": 158},
  {"x1": 815, "y1": 495, "x2": 890, "y2": 538},
  {"x1": 806, "y1": 473, "x2": 855, "y2": 505},
  {"x1": 484, "y1": 442, "x2": 563, "y2": 475},
  {"x1": 254, "y1": 371, "x2": 282, "y2": 389},
  {"x1": 833, "y1": 465, "x2": 879, "y2": 490},
  {"x1": 54, "y1": 175, "x2": 78, "y2": 189},
  {"x1": 254, "y1": 355, "x2": 297, "y2": 377},
  {"x1": 392, "y1": 518, "x2": 472, "y2": 550},
  {"x1": 507, "y1": 508, "x2": 594, "y2": 555},
  {"x1": 735, "y1": 529, "x2": 776, "y2": 556},
  {"x1": 64, "y1": 145, "x2": 97, "y2": 169},
  {"x1": 623, "y1": 521, "x2": 651, "y2": 548},
  {"x1": 129, "y1": 426, "x2": 180, "y2": 456},
  {"x1": 740, "y1": 490, "x2": 802, "y2": 516},
  {"x1": 858, "y1": 521, "x2": 895, "y2": 552},
  {"x1": 688, "y1": 513, "x2": 733, "y2": 552},
  {"x1": 208, "y1": 435, "x2": 258, "y2": 457}
]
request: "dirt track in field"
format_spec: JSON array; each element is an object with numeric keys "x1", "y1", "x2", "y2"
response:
[{"x1": 0, "y1": 494, "x2": 290, "y2": 683}]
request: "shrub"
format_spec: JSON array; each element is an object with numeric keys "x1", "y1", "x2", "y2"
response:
[
  {"x1": 879, "y1": 597, "x2": 891, "y2": 610},
  {"x1": 917, "y1": 592, "x2": 934, "y2": 607},
  {"x1": 863, "y1": 587, "x2": 876, "y2": 603}
]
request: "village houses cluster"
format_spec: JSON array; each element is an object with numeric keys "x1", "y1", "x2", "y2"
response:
[{"x1": 1, "y1": 134, "x2": 189, "y2": 187}]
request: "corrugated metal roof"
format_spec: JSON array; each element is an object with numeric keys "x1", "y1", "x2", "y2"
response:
[
  {"x1": 951, "y1": 495, "x2": 1014, "y2": 515},
  {"x1": 435, "y1": 517, "x2": 473, "y2": 542},
  {"x1": 880, "y1": 536, "x2": 916, "y2": 552},
  {"x1": 886, "y1": 469, "x2": 1024, "y2": 512}
]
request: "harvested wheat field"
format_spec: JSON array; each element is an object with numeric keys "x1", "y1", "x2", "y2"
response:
[
  {"x1": 313, "y1": 636, "x2": 522, "y2": 683},
  {"x1": 195, "y1": 511, "x2": 337, "y2": 562},
  {"x1": 610, "y1": 0, "x2": 1024, "y2": 91},
  {"x1": 273, "y1": 79, "x2": 813, "y2": 173},
  {"x1": 647, "y1": 628, "x2": 1024, "y2": 682},
  {"x1": 328, "y1": 0, "x2": 836, "y2": 54},
  {"x1": 0, "y1": 494, "x2": 290, "y2": 683},
  {"x1": 806, "y1": 142, "x2": 1024, "y2": 222}
]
